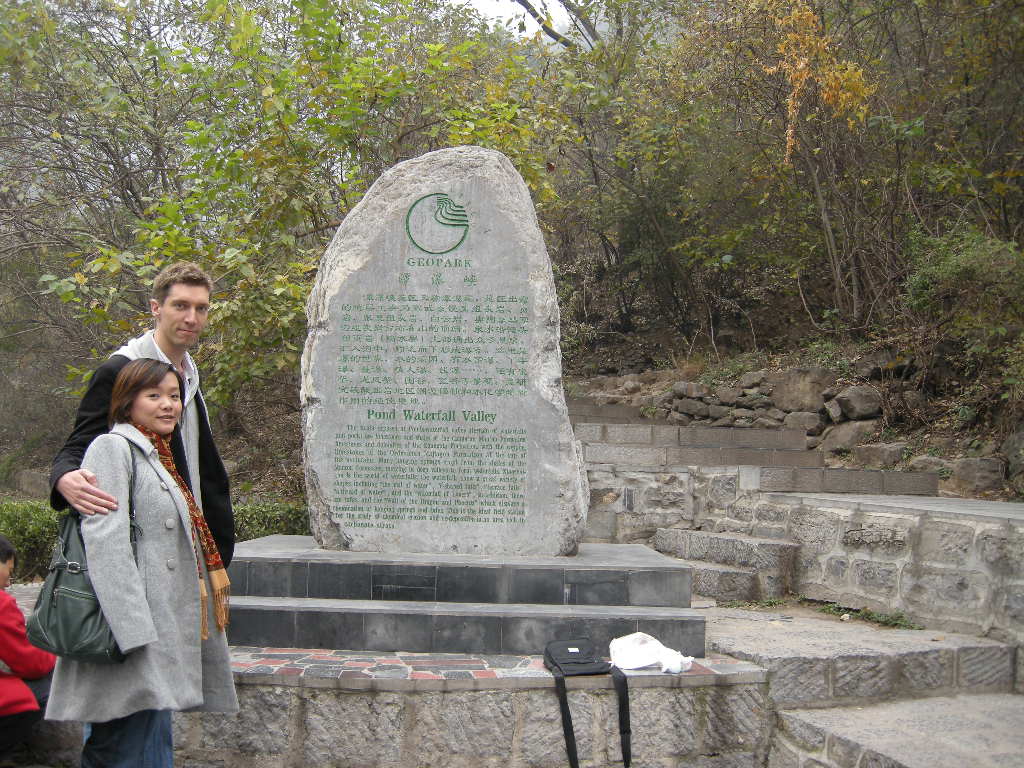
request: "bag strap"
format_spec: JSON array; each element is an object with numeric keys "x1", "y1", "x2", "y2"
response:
[
  {"x1": 116, "y1": 435, "x2": 141, "y2": 557},
  {"x1": 550, "y1": 664, "x2": 630, "y2": 768},
  {"x1": 551, "y1": 666, "x2": 580, "y2": 768},
  {"x1": 611, "y1": 666, "x2": 631, "y2": 767}
]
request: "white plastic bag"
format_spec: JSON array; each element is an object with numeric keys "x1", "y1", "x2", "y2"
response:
[{"x1": 609, "y1": 632, "x2": 693, "y2": 674}]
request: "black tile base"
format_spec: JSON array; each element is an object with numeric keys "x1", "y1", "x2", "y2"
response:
[{"x1": 231, "y1": 597, "x2": 706, "y2": 657}]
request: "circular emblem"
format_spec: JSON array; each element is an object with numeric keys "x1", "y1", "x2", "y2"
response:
[{"x1": 405, "y1": 193, "x2": 469, "y2": 254}]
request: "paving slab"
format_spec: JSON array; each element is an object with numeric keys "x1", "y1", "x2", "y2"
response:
[{"x1": 776, "y1": 693, "x2": 1024, "y2": 768}]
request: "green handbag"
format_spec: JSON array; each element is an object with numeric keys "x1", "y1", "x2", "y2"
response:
[{"x1": 27, "y1": 439, "x2": 140, "y2": 664}]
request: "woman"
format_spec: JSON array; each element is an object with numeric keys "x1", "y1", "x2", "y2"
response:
[{"x1": 46, "y1": 359, "x2": 237, "y2": 767}]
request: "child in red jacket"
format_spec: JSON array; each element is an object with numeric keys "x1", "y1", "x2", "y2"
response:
[{"x1": 0, "y1": 534, "x2": 56, "y2": 754}]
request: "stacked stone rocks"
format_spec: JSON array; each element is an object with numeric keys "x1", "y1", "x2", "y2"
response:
[
  {"x1": 653, "y1": 367, "x2": 887, "y2": 452},
  {"x1": 578, "y1": 366, "x2": 1011, "y2": 496}
]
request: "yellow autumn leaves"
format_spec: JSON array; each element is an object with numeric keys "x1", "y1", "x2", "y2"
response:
[{"x1": 768, "y1": 2, "x2": 875, "y2": 164}]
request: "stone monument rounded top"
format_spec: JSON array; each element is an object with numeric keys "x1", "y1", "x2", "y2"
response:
[{"x1": 302, "y1": 146, "x2": 588, "y2": 556}]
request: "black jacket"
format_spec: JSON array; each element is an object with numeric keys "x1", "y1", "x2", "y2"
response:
[{"x1": 49, "y1": 354, "x2": 235, "y2": 566}]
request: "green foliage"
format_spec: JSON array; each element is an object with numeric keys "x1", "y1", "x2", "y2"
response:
[
  {"x1": 905, "y1": 228, "x2": 1024, "y2": 335},
  {"x1": 0, "y1": 500, "x2": 61, "y2": 581},
  {"x1": 719, "y1": 598, "x2": 786, "y2": 609},
  {"x1": 904, "y1": 226, "x2": 1024, "y2": 411},
  {"x1": 696, "y1": 352, "x2": 771, "y2": 387},
  {"x1": 234, "y1": 501, "x2": 309, "y2": 542},
  {"x1": 857, "y1": 608, "x2": 923, "y2": 630},
  {"x1": 0, "y1": 499, "x2": 308, "y2": 581},
  {"x1": 802, "y1": 598, "x2": 923, "y2": 629}
]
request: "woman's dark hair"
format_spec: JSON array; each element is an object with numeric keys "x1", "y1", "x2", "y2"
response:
[
  {"x1": 0, "y1": 534, "x2": 16, "y2": 565},
  {"x1": 108, "y1": 359, "x2": 185, "y2": 426}
]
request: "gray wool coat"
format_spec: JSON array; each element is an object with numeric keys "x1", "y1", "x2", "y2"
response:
[{"x1": 46, "y1": 423, "x2": 238, "y2": 723}]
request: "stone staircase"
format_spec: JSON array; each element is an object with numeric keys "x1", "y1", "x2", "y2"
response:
[
  {"x1": 576, "y1": 421, "x2": 940, "y2": 603},
  {"x1": 576, "y1": 414, "x2": 1022, "y2": 768},
  {"x1": 707, "y1": 607, "x2": 1021, "y2": 768},
  {"x1": 653, "y1": 528, "x2": 798, "y2": 601}
]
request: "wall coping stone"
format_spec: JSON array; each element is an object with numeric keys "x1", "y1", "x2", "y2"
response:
[
  {"x1": 764, "y1": 492, "x2": 1024, "y2": 525},
  {"x1": 228, "y1": 648, "x2": 766, "y2": 692}
]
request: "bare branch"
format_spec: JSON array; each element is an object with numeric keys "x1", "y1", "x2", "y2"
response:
[{"x1": 510, "y1": 0, "x2": 576, "y2": 49}]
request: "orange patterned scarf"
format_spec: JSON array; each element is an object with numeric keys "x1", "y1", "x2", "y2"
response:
[{"x1": 135, "y1": 424, "x2": 230, "y2": 639}]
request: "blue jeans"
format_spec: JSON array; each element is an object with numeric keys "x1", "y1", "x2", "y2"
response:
[{"x1": 81, "y1": 709, "x2": 172, "y2": 768}]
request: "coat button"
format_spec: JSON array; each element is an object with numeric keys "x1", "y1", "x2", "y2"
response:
[
  {"x1": 164, "y1": 519, "x2": 175, "y2": 529},
  {"x1": 166, "y1": 558, "x2": 176, "y2": 570}
]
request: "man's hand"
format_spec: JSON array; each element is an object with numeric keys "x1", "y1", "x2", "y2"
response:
[{"x1": 55, "y1": 469, "x2": 118, "y2": 515}]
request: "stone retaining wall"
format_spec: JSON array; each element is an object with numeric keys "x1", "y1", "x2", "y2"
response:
[
  {"x1": 187, "y1": 679, "x2": 767, "y2": 768},
  {"x1": 584, "y1": 466, "x2": 789, "y2": 545},
  {"x1": 762, "y1": 498, "x2": 1023, "y2": 641},
  {"x1": 585, "y1": 467, "x2": 696, "y2": 544},
  {"x1": 698, "y1": 486, "x2": 1024, "y2": 691},
  {"x1": 38, "y1": 676, "x2": 770, "y2": 767}
]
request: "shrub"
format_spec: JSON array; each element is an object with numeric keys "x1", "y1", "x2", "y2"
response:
[
  {"x1": 234, "y1": 501, "x2": 309, "y2": 542},
  {"x1": 0, "y1": 499, "x2": 309, "y2": 582},
  {"x1": 905, "y1": 227, "x2": 1024, "y2": 330},
  {"x1": 0, "y1": 500, "x2": 61, "y2": 581},
  {"x1": 905, "y1": 227, "x2": 1024, "y2": 384}
]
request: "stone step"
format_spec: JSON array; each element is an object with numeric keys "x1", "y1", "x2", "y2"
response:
[
  {"x1": 773, "y1": 693, "x2": 1024, "y2": 768},
  {"x1": 752, "y1": 466, "x2": 938, "y2": 495},
  {"x1": 229, "y1": 596, "x2": 707, "y2": 657},
  {"x1": 654, "y1": 528, "x2": 798, "y2": 569},
  {"x1": 584, "y1": 443, "x2": 824, "y2": 469},
  {"x1": 677, "y1": 560, "x2": 764, "y2": 603},
  {"x1": 576, "y1": 423, "x2": 809, "y2": 450},
  {"x1": 230, "y1": 538, "x2": 692, "y2": 608},
  {"x1": 706, "y1": 606, "x2": 1015, "y2": 710},
  {"x1": 656, "y1": 557, "x2": 790, "y2": 602}
]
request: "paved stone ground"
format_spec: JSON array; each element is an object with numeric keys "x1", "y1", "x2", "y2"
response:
[
  {"x1": 774, "y1": 693, "x2": 1024, "y2": 768},
  {"x1": 705, "y1": 604, "x2": 1015, "y2": 709}
]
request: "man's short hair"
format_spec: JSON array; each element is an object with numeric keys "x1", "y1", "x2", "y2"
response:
[
  {"x1": 151, "y1": 262, "x2": 214, "y2": 304},
  {"x1": 0, "y1": 534, "x2": 15, "y2": 566}
]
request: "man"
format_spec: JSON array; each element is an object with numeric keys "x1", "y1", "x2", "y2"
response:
[{"x1": 49, "y1": 262, "x2": 234, "y2": 566}]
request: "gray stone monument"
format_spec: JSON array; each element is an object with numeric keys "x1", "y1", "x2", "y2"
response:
[{"x1": 302, "y1": 146, "x2": 588, "y2": 556}]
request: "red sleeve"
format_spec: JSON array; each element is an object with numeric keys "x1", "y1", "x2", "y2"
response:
[{"x1": 0, "y1": 592, "x2": 56, "y2": 679}]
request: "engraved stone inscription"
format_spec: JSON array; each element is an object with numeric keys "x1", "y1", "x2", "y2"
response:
[
  {"x1": 335, "y1": 292, "x2": 528, "y2": 405},
  {"x1": 332, "y1": 424, "x2": 527, "y2": 528}
]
